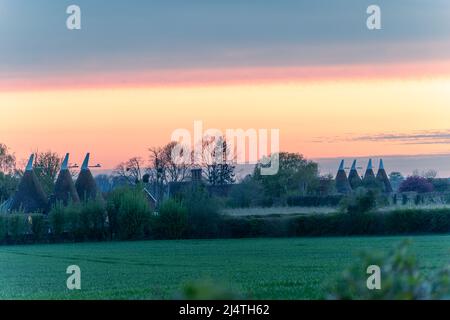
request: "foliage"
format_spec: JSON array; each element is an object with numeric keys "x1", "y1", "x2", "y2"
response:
[
  {"x1": 156, "y1": 199, "x2": 188, "y2": 239},
  {"x1": 227, "y1": 176, "x2": 265, "y2": 208},
  {"x1": 106, "y1": 187, "x2": 152, "y2": 240},
  {"x1": 327, "y1": 241, "x2": 450, "y2": 300},
  {"x1": 33, "y1": 151, "x2": 63, "y2": 195},
  {"x1": 199, "y1": 136, "x2": 236, "y2": 186},
  {"x1": 340, "y1": 189, "x2": 377, "y2": 215},
  {"x1": 48, "y1": 203, "x2": 66, "y2": 239},
  {"x1": 48, "y1": 199, "x2": 106, "y2": 241},
  {"x1": 30, "y1": 214, "x2": 47, "y2": 241},
  {"x1": 183, "y1": 187, "x2": 221, "y2": 238},
  {"x1": 399, "y1": 176, "x2": 434, "y2": 193},
  {"x1": 114, "y1": 157, "x2": 145, "y2": 185},
  {"x1": 7, "y1": 214, "x2": 29, "y2": 243},
  {"x1": 253, "y1": 152, "x2": 319, "y2": 198},
  {"x1": 0, "y1": 172, "x2": 19, "y2": 202},
  {"x1": 0, "y1": 143, "x2": 16, "y2": 175}
]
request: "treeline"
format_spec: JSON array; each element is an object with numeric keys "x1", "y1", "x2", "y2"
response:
[
  {"x1": 0, "y1": 186, "x2": 223, "y2": 244},
  {"x1": 2, "y1": 187, "x2": 450, "y2": 245}
]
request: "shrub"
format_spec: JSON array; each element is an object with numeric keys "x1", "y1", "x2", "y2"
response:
[
  {"x1": 30, "y1": 214, "x2": 47, "y2": 241},
  {"x1": 8, "y1": 214, "x2": 29, "y2": 243},
  {"x1": 79, "y1": 198, "x2": 106, "y2": 240},
  {"x1": 327, "y1": 241, "x2": 450, "y2": 300},
  {"x1": 340, "y1": 189, "x2": 377, "y2": 215},
  {"x1": 399, "y1": 176, "x2": 434, "y2": 193},
  {"x1": 107, "y1": 187, "x2": 152, "y2": 240},
  {"x1": 156, "y1": 199, "x2": 187, "y2": 239},
  {"x1": 183, "y1": 188, "x2": 220, "y2": 238},
  {"x1": 0, "y1": 214, "x2": 8, "y2": 243},
  {"x1": 48, "y1": 203, "x2": 66, "y2": 239},
  {"x1": 227, "y1": 178, "x2": 265, "y2": 208}
]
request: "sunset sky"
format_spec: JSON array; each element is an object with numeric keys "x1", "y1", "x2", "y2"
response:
[{"x1": 1, "y1": 0, "x2": 450, "y2": 173}]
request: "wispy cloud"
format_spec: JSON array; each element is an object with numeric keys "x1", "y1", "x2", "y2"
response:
[{"x1": 318, "y1": 130, "x2": 450, "y2": 145}]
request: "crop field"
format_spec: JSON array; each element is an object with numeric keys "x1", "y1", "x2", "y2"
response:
[{"x1": 1, "y1": 235, "x2": 450, "y2": 300}]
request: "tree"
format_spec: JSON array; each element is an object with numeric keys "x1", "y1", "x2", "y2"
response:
[
  {"x1": 0, "y1": 143, "x2": 16, "y2": 175},
  {"x1": 33, "y1": 151, "x2": 63, "y2": 195},
  {"x1": 399, "y1": 176, "x2": 434, "y2": 194},
  {"x1": 201, "y1": 136, "x2": 236, "y2": 186},
  {"x1": 413, "y1": 169, "x2": 438, "y2": 179},
  {"x1": 114, "y1": 157, "x2": 145, "y2": 185},
  {"x1": 0, "y1": 172, "x2": 19, "y2": 201},
  {"x1": 0, "y1": 144, "x2": 18, "y2": 202},
  {"x1": 253, "y1": 152, "x2": 319, "y2": 198}
]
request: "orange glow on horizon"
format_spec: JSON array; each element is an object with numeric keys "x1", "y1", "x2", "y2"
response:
[{"x1": 1, "y1": 77, "x2": 450, "y2": 169}]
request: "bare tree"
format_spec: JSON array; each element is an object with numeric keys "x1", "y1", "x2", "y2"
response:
[
  {"x1": 201, "y1": 135, "x2": 236, "y2": 186},
  {"x1": 0, "y1": 143, "x2": 16, "y2": 175},
  {"x1": 33, "y1": 151, "x2": 63, "y2": 194},
  {"x1": 114, "y1": 157, "x2": 145, "y2": 185}
]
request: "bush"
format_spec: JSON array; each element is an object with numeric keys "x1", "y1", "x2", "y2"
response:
[
  {"x1": 156, "y1": 199, "x2": 187, "y2": 239},
  {"x1": 183, "y1": 188, "x2": 220, "y2": 238},
  {"x1": 399, "y1": 176, "x2": 434, "y2": 193},
  {"x1": 79, "y1": 198, "x2": 106, "y2": 240},
  {"x1": 327, "y1": 241, "x2": 450, "y2": 300},
  {"x1": 48, "y1": 198, "x2": 106, "y2": 241},
  {"x1": 340, "y1": 189, "x2": 377, "y2": 215},
  {"x1": 107, "y1": 187, "x2": 152, "y2": 240},
  {"x1": 30, "y1": 214, "x2": 47, "y2": 241},
  {"x1": 227, "y1": 178, "x2": 265, "y2": 208},
  {"x1": 48, "y1": 203, "x2": 66, "y2": 240},
  {"x1": 7, "y1": 214, "x2": 29, "y2": 243},
  {"x1": 0, "y1": 214, "x2": 8, "y2": 243}
]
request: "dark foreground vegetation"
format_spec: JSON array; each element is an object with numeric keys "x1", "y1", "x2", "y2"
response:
[{"x1": 2, "y1": 185, "x2": 450, "y2": 245}]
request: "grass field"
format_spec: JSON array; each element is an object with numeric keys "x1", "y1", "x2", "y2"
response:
[{"x1": 1, "y1": 235, "x2": 450, "y2": 300}]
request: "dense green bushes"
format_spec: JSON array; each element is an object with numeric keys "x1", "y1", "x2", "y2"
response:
[
  {"x1": 2, "y1": 194, "x2": 450, "y2": 245},
  {"x1": 107, "y1": 187, "x2": 152, "y2": 240},
  {"x1": 155, "y1": 199, "x2": 187, "y2": 239},
  {"x1": 49, "y1": 199, "x2": 107, "y2": 241},
  {"x1": 0, "y1": 213, "x2": 47, "y2": 244},
  {"x1": 219, "y1": 208, "x2": 450, "y2": 238}
]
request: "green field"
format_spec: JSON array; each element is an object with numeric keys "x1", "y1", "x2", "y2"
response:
[{"x1": 1, "y1": 235, "x2": 450, "y2": 300}]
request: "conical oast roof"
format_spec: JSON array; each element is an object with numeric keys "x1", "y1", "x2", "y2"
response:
[
  {"x1": 335, "y1": 160, "x2": 352, "y2": 194},
  {"x1": 348, "y1": 159, "x2": 362, "y2": 189},
  {"x1": 363, "y1": 159, "x2": 376, "y2": 181},
  {"x1": 10, "y1": 154, "x2": 49, "y2": 213},
  {"x1": 53, "y1": 153, "x2": 80, "y2": 205},
  {"x1": 75, "y1": 153, "x2": 99, "y2": 201},
  {"x1": 376, "y1": 159, "x2": 393, "y2": 193}
]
